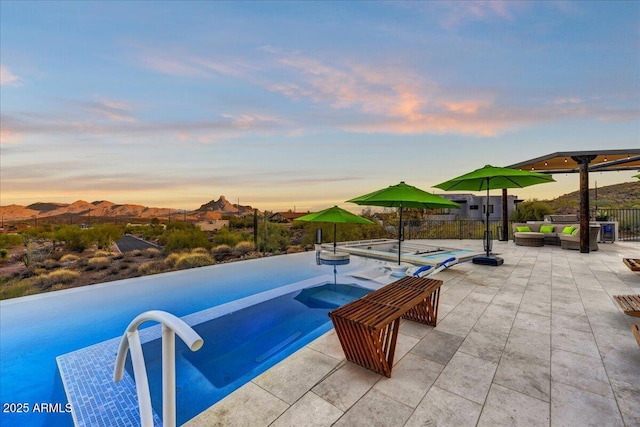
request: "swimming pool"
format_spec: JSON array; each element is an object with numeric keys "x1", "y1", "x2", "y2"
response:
[
  {"x1": 120, "y1": 283, "x2": 372, "y2": 425},
  {"x1": 324, "y1": 239, "x2": 477, "y2": 265},
  {"x1": 0, "y1": 252, "x2": 379, "y2": 427}
]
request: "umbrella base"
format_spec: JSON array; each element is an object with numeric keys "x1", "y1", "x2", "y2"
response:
[{"x1": 472, "y1": 255, "x2": 504, "y2": 266}]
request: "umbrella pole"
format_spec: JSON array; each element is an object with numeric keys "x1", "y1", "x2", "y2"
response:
[
  {"x1": 333, "y1": 223, "x2": 337, "y2": 254},
  {"x1": 398, "y1": 205, "x2": 403, "y2": 265},
  {"x1": 486, "y1": 185, "x2": 490, "y2": 257}
]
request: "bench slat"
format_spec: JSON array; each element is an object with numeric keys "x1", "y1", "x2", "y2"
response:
[
  {"x1": 613, "y1": 295, "x2": 640, "y2": 317},
  {"x1": 329, "y1": 277, "x2": 443, "y2": 377}
]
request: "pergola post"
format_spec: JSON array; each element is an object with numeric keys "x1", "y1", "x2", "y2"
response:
[
  {"x1": 501, "y1": 188, "x2": 509, "y2": 241},
  {"x1": 571, "y1": 155, "x2": 597, "y2": 253}
]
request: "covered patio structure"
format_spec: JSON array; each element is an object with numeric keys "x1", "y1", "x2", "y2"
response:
[{"x1": 507, "y1": 149, "x2": 640, "y2": 253}]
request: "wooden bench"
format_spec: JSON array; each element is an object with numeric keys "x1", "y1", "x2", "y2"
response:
[
  {"x1": 328, "y1": 276, "x2": 442, "y2": 377},
  {"x1": 613, "y1": 295, "x2": 640, "y2": 317},
  {"x1": 623, "y1": 258, "x2": 640, "y2": 272},
  {"x1": 633, "y1": 324, "x2": 640, "y2": 347}
]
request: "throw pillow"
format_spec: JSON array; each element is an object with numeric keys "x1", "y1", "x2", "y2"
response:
[
  {"x1": 562, "y1": 226, "x2": 576, "y2": 234},
  {"x1": 571, "y1": 228, "x2": 579, "y2": 236},
  {"x1": 516, "y1": 226, "x2": 532, "y2": 232},
  {"x1": 540, "y1": 225, "x2": 554, "y2": 234}
]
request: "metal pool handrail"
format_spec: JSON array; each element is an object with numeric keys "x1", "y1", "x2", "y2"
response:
[{"x1": 113, "y1": 310, "x2": 204, "y2": 427}]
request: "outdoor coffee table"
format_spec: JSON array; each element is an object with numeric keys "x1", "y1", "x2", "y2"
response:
[{"x1": 328, "y1": 276, "x2": 442, "y2": 377}]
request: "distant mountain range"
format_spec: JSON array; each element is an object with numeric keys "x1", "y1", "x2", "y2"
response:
[
  {"x1": 0, "y1": 196, "x2": 256, "y2": 222},
  {"x1": 2, "y1": 182, "x2": 637, "y2": 223}
]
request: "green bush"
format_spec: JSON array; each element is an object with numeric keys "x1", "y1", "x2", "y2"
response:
[
  {"x1": 162, "y1": 226, "x2": 210, "y2": 252},
  {"x1": 88, "y1": 225, "x2": 123, "y2": 250},
  {"x1": 511, "y1": 200, "x2": 554, "y2": 222},
  {"x1": 54, "y1": 225, "x2": 91, "y2": 252},
  {"x1": 0, "y1": 233, "x2": 23, "y2": 249}
]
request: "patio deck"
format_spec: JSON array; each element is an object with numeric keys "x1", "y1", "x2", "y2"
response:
[{"x1": 186, "y1": 239, "x2": 640, "y2": 427}]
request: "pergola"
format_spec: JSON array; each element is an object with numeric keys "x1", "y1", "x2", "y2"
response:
[{"x1": 507, "y1": 149, "x2": 640, "y2": 253}]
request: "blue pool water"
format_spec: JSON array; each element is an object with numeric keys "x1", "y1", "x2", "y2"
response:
[
  {"x1": 127, "y1": 283, "x2": 371, "y2": 425},
  {"x1": 0, "y1": 252, "x2": 372, "y2": 427}
]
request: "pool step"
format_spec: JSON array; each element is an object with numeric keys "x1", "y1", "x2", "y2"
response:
[{"x1": 255, "y1": 332, "x2": 302, "y2": 363}]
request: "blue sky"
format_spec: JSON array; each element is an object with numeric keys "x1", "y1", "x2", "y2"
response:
[{"x1": 1, "y1": 1, "x2": 638, "y2": 212}]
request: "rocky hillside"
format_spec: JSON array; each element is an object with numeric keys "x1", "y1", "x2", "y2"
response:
[
  {"x1": 545, "y1": 181, "x2": 640, "y2": 212},
  {"x1": 195, "y1": 195, "x2": 254, "y2": 215},
  {"x1": 1, "y1": 195, "x2": 256, "y2": 222}
]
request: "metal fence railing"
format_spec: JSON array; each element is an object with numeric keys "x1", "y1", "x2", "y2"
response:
[
  {"x1": 405, "y1": 220, "x2": 505, "y2": 241},
  {"x1": 398, "y1": 208, "x2": 640, "y2": 242}
]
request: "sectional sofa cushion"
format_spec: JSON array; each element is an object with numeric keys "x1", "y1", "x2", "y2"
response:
[
  {"x1": 540, "y1": 225, "x2": 554, "y2": 233},
  {"x1": 562, "y1": 226, "x2": 576, "y2": 234},
  {"x1": 516, "y1": 226, "x2": 532, "y2": 232}
]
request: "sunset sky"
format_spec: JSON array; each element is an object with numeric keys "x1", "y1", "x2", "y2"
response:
[{"x1": 1, "y1": 1, "x2": 638, "y2": 212}]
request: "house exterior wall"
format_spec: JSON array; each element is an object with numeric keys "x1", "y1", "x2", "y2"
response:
[{"x1": 437, "y1": 194, "x2": 520, "y2": 221}]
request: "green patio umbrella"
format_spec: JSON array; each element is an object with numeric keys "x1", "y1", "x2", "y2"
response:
[
  {"x1": 295, "y1": 205, "x2": 374, "y2": 253},
  {"x1": 347, "y1": 182, "x2": 461, "y2": 265},
  {"x1": 434, "y1": 165, "x2": 555, "y2": 266}
]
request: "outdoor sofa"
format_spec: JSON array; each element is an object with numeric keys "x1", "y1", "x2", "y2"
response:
[{"x1": 512, "y1": 222, "x2": 600, "y2": 251}]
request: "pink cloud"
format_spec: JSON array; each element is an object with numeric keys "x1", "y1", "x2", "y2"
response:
[{"x1": 0, "y1": 65, "x2": 21, "y2": 86}]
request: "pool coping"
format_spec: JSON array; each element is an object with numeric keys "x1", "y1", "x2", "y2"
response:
[{"x1": 56, "y1": 273, "x2": 383, "y2": 427}]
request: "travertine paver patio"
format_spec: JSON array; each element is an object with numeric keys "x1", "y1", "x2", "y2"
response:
[{"x1": 186, "y1": 239, "x2": 640, "y2": 427}]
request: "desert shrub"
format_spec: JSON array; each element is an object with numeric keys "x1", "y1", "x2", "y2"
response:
[
  {"x1": 43, "y1": 259, "x2": 61, "y2": 270},
  {"x1": 60, "y1": 254, "x2": 80, "y2": 263},
  {"x1": 108, "y1": 267, "x2": 120, "y2": 276},
  {"x1": 50, "y1": 284, "x2": 71, "y2": 292},
  {"x1": 286, "y1": 245, "x2": 303, "y2": 254},
  {"x1": 88, "y1": 224, "x2": 123, "y2": 250},
  {"x1": 511, "y1": 200, "x2": 554, "y2": 222},
  {"x1": 211, "y1": 227, "x2": 246, "y2": 247},
  {"x1": 131, "y1": 250, "x2": 143, "y2": 257},
  {"x1": 32, "y1": 269, "x2": 79, "y2": 289},
  {"x1": 175, "y1": 253, "x2": 214, "y2": 270},
  {"x1": 0, "y1": 233, "x2": 23, "y2": 249},
  {"x1": 257, "y1": 223, "x2": 291, "y2": 253},
  {"x1": 87, "y1": 256, "x2": 110, "y2": 270},
  {"x1": 138, "y1": 261, "x2": 167, "y2": 275},
  {"x1": 54, "y1": 225, "x2": 91, "y2": 252},
  {"x1": 112, "y1": 253, "x2": 124, "y2": 260},
  {"x1": 143, "y1": 248, "x2": 162, "y2": 258},
  {"x1": 164, "y1": 253, "x2": 181, "y2": 268},
  {"x1": 94, "y1": 250, "x2": 112, "y2": 257},
  {"x1": 234, "y1": 241, "x2": 255, "y2": 256},
  {"x1": 161, "y1": 225, "x2": 210, "y2": 252},
  {"x1": 191, "y1": 247, "x2": 210, "y2": 255},
  {"x1": 0, "y1": 279, "x2": 36, "y2": 300},
  {"x1": 0, "y1": 249, "x2": 8, "y2": 261},
  {"x1": 212, "y1": 244, "x2": 232, "y2": 261}
]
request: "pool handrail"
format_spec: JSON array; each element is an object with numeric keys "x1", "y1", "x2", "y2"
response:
[{"x1": 113, "y1": 310, "x2": 204, "y2": 427}]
